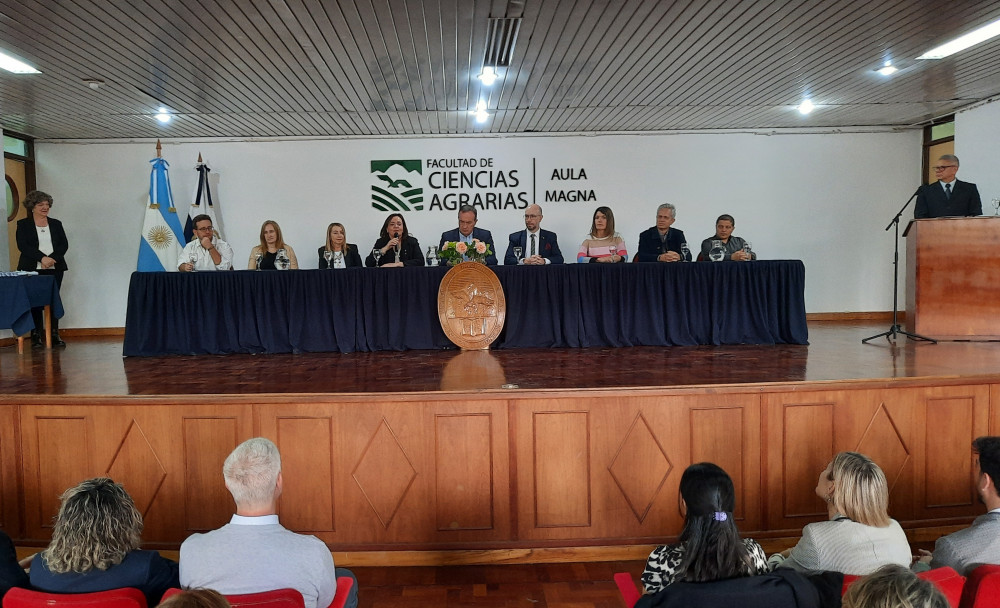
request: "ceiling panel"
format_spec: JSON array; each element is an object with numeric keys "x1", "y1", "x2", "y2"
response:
[{"x1": 0, "y1": 0, "x2": 998, "y2": 139}]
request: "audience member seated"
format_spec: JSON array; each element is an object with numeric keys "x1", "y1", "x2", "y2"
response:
[
  {"x1": 504, "y1": 204, "x2": 563, "y2": 265},
  {"x1": 578, "y1": 206, "x2": 627, "y2": 263},
  {"x1": 635, "y1": 568, "x2": 843, "y2": 608},
  {"x1": 771, "y1": 452, "x2": 911, "y2": 575},
  {"x1": 0, "y1": 529, "x2": 28, "y2": 601},
  {"x1": 29, "y1": 477, "x2": 179, "y2": 606},
  {"x1": 842, "y1": 564, "x2": 948, "y2": 608},
  {"x1": 636, "y1": 203, "x2": 687, "y2": 262},
  {"x1": 439, "y1": 205, "x2": 498, "y2": 265},
  {"x1": 365, "y1": 213, "x2": 423, "y2": 267},
  {"x1": 916, "y1": 436, "x2": 1000, "y2": 575},
  {"x1": 248, "y1": 220, "x2": 299, "y2": 270},
  {"x1": 699, "y1": 214, "x2": 755, "y2": 261},
  {"x1": 642, "y1": 463, "x2": 768, "y2": 594},
  {"x1": 318, "y1": 222, "x2": 362, "y2": 268},
  {"x1": 178, "y1": 214, "x2": 234, "y2": 271},
  {"x1": 180, "y1": 438, "x2": 358, "y2": 608},
  {"x1": 158, "y1": 588, "x2": 232, "y2": 608}
]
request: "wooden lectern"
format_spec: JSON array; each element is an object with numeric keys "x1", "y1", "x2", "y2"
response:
[{"x1": 904, "y1": 216, "x2": 1000, "y2": 340}]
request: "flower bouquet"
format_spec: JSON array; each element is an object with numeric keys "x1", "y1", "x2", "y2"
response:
[{"x1": 439, "y1": 238, "x2": 493, "y2": 265}]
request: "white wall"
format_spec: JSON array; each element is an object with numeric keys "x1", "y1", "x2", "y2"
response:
[
  {"x1": 956, "y1": 99, "x2": 1000, "y2": 211},
  {"x1": 37, "y1": 129, "x2": 923, "y2": 329}
]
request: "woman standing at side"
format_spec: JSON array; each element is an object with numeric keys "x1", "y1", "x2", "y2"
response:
[{"x1": 16, "y1": 190, "x2": 68, "y2": 347}]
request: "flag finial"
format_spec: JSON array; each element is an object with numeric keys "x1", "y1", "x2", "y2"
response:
[
  {"x1": 156, "y1": 139, "x2": 162, "y2": 158},
  {"x1": 197, "y1": 152, "x2": 203, "y2": 163}
]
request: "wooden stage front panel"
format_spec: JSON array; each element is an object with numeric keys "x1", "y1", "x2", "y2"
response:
[{"x1": 4, "y1": 381, "x2": 996, "y2": 550}]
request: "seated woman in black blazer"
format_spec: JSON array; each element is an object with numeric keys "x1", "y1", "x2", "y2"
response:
[
  {"x1": 318, "y1": 222, "x2": 363, "y2": 268},
  {"x1": 29, "y1": 478, "x2": 178, "y2": 607},
  {"x1": 365, "y1": 213, "x2": 424, "y2": 267}
]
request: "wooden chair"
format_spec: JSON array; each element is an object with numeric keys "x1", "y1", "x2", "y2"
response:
[
  {"x1": 960, "y1": 564, "x2": 1000, "y2": 608},
  {"x1": 2, "y1": 587, "x2": 147, "y2": 608},
  {"x1": 161, "y1": 577, "x2": 354, "y2": 608}
]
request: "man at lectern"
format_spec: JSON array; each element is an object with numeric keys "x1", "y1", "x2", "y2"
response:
[{"x1": 914, "y1": 155, "x2": 982, "y2": 219}]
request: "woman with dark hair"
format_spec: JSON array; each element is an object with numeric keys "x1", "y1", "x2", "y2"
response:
[
  {"x1": 577, "y1": 206, "x2": 627, "y2": 263},
  {"x1": 16, "y1": 190, "x2": 69, "y2": 347},
  {"x1": 365, "y1": 213, "x2": 424, "y2": 267},
  {"x1": 318, "y1": 222, "x2": 362, "y2": 268},
  {"x1": 29, "y1": 478, "x2": 179, "y2": 606},
  {"x1": 642, "y1": 463, "x2": 767, "y2": 594},
  {"x1": 248, "y1": 220, "x2": 298, "y2": 269}
]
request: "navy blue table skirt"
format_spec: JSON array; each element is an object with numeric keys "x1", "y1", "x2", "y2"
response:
[
  {"x1": 123, "y1": 261, "x2": 808, "y2": 356},
  {"x1": 1, "y1": 274, "x2": 65, "y2": 336}
]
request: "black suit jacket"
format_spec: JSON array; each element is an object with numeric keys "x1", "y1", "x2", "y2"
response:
[
  {"x1": 914, "y1": 179, "x2": 982, "y2": 219},
  {"x1": 365, "y1": 235, "x2": 425, "y2": 267},
  {"x1": 317, "y1": 244, "x2": 363, "y2": 268},
  {"x1": 504, "y1": 229, "x2": 564, "y2": 264},
  {"x1": 16, "y1": 217, "x2": 69, "y2": 271},
  {"x1": 438, "y1": 227, "x2": 498, "y2": 265},
  {"x1": 636, "y1": 226, "x2": 687, "y2": 262}
]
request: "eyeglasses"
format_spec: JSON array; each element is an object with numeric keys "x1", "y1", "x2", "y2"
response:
[
  {"x1": 524, "y1": 214, "x2": 541, "y2": 218},
  {"x1": 932, "y1": 165, "x2": 957, "y2": 171},
  {"x1": 195, "y1": 226, "x2": 214, "y2": 231}
]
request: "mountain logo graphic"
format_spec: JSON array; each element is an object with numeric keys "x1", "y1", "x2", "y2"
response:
[{"x1": 371, "y1": 160, "x2": 423, "y2": 212}]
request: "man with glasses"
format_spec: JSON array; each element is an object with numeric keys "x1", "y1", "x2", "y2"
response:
[
  {"x1": 504, "y1": 204, "x2": 563, "y2": 265},
  {"x1": 914, "y1": 154, "x2": 982, "y2": 219},
  {"x1": 178, "y1": 214, "x2": 234, "y2": 271}
]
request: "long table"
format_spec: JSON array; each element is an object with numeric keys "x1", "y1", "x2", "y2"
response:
[{"x1": 123, "y1": 261, "x2": 808, "y2": 356}]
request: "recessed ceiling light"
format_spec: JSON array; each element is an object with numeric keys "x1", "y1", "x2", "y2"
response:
[
  {"x1": 478, "y1": 66, "x2": 498, "y2": 86},
  {"x1": 155, "y1": 107, "x2": 172, "y2": 123},
  {"x1": 797, "y1": 99, "x2": 815, "y2": 115},
  {"x1": 876, "y1": 61, "x2": 898, "y2": 76},
  {"x1": 917, "y1": 17, "x2": 1000, "y2": 59},
  {"x1": 0, "y1": 50, "x2": 40, "y2": 74}
]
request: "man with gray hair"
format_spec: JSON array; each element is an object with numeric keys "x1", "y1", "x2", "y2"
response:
[
  {"x1": 914, "y1": 154, "x2": 982, "y2": 219},
  {"x1": 636, "y1": 203, "x2": 688, "y2": 262},
  {"x1": 438, "y1": 204, "x2": 498, "y2": 264},
  {"x1": 179, "y1": 438, "x2": 357, "y2": 608}
]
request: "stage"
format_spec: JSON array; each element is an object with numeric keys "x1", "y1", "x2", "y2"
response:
[{"x1": 1, "y1": 320, "x2": 998, "y2": 563}]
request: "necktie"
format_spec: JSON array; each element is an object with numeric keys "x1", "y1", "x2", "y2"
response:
[
  {"x1": 530, "y1": 233, "x2": 536, "y2": 257},
  {"x1": 945, "y1": 183, "x2": 952, "y2": 199}
]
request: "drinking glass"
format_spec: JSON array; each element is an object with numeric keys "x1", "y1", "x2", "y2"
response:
[
  {"x1": 513, "y1": 246, "x2": 522, "y2": 263},
  {"x1": 992, "y1": 198, "x2": 1000, "y2": 216},
  {"x1": 743, "y1": 241, "x2": 753, "y2": 261},
  {"x1": 680, "y1": 242, "x2": 690, "y2": 262},
  {"x1": 372, "y1": 248, "x2": 382, "y2": 266},
  {"x1": 188, "y1": 250, "x2": 199, "y2": 272},
  {"x1": 277, "y1": 249, "x2": 289, "y2": 270},
  {"x1": 255, "y1": 252, "x2": 263, "y2": 270},
  {"x1": 709, "y1": 240, "x2": 725, "y2": 262},
  {"x1": 609, "y1": 243, "x2": 618, "y2": 261},
  {"x1": 324, "y1": 250, "x2": 334, "y2": 268}
]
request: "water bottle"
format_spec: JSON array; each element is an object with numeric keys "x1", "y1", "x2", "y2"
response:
[{"x1": 426, "y1": 246, "x2": 439, "y2": 267}]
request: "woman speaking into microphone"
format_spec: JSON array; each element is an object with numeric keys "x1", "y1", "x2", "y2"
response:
[{"x1": 366, "y1": 213, "x2": 424, "y2": 267}]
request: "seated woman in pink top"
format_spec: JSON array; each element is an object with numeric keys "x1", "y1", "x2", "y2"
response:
[{"x1": 577, "y1": 206, "x2": 627, "y2": 263}]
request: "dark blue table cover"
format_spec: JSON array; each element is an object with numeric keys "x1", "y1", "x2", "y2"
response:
[
  {"x1": 0, "y1": 274, "x2": 65, "y2": 336},
  {"x1": 123, "y1": 261, "x2": 807, "y2": 356}
]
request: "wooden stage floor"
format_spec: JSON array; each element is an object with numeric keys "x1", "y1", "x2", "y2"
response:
[{"x1": 2, "y1": 320, "x2": 1000, "y2": 396}]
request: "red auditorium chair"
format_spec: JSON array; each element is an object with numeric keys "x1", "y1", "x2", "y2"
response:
[
  {"x1": 960, "y1": 564, "x2": 1000, "y2": 608},
  {"x1": 843, "y1": 567, "x2": 966, "y2": 608},
  {"x1": 614, "y1": 572, "x2": 641, "y2": 608},
  {"x1": 2, "y1": 587, "x2": 147, "y2": 608},
  {"x1": 161, "y1": 577, "x2": 354, "y2": 608}
]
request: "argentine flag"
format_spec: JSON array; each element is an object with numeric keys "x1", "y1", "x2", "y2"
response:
[{"x1": 137, "y1": 157, "x2": 185, "y2": 271}]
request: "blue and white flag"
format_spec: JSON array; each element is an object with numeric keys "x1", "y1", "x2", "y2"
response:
[
  {"x1": 137, "y1": 157, "x2": 185, "y2": 271},
  {"x1": 184, "y1": 159, "x2": 223, "y2": 243}
]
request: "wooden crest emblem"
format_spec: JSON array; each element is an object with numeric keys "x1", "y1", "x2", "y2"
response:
[{"x1": 437, "y1": 262, "x2": 506, "y2": 350}]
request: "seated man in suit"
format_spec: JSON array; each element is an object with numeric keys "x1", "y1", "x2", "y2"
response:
[
  {"x1": 914, "y1": 154, "x2": 982, "y2": 219},
  {"x1": 180, "y1": 438, "x2": 358, "y2": 608},
  {"x1": 917, "y1": 436, "x2": 1000, "y2": 575},
  {"x1": 504, "y1": 204, "x2": 564, "y2": 265},
  {"x1": 636, "y1": 203, "x2": 688, "y2": 262},
  {"x1": 439, "y1": 204, "x2": 498, "y2": 264}
]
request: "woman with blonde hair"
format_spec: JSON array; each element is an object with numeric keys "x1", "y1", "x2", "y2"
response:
[
  {"x1": 318, "y1": 222, "x2": 362, "y2": 268},
  {"x1": 843, "y1": 564, "x2": 948, "y2": 608},
  {"x1": 248, "y1": 220, "x2": 298, "y2": 269},
  {"x1": 29, "y1": 478, "x2": 179, "y2": 606},
  {"x1": 771, "y1": 452, "x2": 911, "y2": 575}
]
